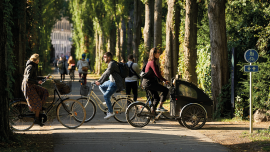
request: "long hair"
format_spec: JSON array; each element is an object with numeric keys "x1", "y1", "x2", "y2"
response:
[{"x1": 148, "y1": 47, "x2": 160, "y2": 67}]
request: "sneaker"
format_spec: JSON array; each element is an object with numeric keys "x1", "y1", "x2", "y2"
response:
[
  {"x1": 156, "y1": 107, "x2": 168, "y2": 112},
  {"x1": 102, "y1": 102, "x2": 107, "y2": 105},
  {"x1": 104, "y1": 112, "x2": 115, "y2": 120}
]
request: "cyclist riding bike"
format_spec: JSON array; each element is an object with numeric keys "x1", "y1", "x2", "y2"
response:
[
  {"x1": 21, "y1": 53, "x2": 49, "y2": 126},
  {"x1": 141, "y1": 48, "x2": 169, "y2": 115}
]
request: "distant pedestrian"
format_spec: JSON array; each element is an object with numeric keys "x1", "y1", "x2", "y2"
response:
[
  {"x1": 68, "y1": 56, "x2": 76, "y2": 81},
  {"x1": 58, "y1": 56, "x2": 69, "y2": 81},
  {"x1": 125, "y1": 54, "x2": 140, "y2": 102},
  {"x1": 77, "y1": 54, "x2": 89, "y2": 84}
]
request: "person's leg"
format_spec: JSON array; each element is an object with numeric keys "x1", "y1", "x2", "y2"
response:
[
  {"x1": 125, "y1": 82, "x2": 132, "y2": 96},
  {"x1": 83, "y1": 73, "x2": 87, "y2": 84},
  {"x1": 147, "y1": 90, "x2": 160, "y2": 114},
  {"x1": 99, "y1": 80, "x2": 110, "y2": 94},
  {"x1": 79, "y1": 73, "x2": 81, "y2": 81},
  {"x1": 131, "y1": 81, "x2": 138, "y2": 101},
  {"x1": 147, "y1": 82, "x2": 169, "y2": 110},
  {"x1": 63, "y1": 74, "x2": 65, "y2": 81},
  {"x1": 103, "y1": 82, "x2": 117, "y2": 113}
]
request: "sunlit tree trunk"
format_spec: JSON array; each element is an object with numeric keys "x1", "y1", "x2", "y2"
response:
[
  {"x1": 99, "y1": 32, "x2": 105, "y2": 73},
  {"x1": 120, "y1": 17, "x2": 126, "y2": 61},
  {"x1": 154, "y1": 0, "x2": 162, "y2": 50},
  {"x1": 184, "y1": 0, "x2": 198, "y2": 85},
  {"x1": 116, "y1": 23, "x2": 121, "y2": 62},
  {"x1": 95, "y1": 31, "x2": 100, "y2": 74},
  {"x1": 144, "y1": 0, "x2": 154, "y2": 62},
  {"x1": 164, "y1": 0, "x2": 180, "y2": 81},
  {"x1": 133, "y1": 0, "x2": 142, "y2": 63},
  {"x1": 127, "y1": 8, "x2": 134, "y2": 56},
  {"x1": 208, "y1": 0, "x2": 228, "y2": 110}
]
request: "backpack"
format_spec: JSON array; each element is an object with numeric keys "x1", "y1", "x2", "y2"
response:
[
  {"x1": 128, "y1": 62, "x2": 140, "y2": 79},
  {"x1": 116, "y1": 62, "x2": 129, "y2": 78},
  {"x1": 80, "y1": 60, "x2": 88, "y2": 72},
  {"x1": 58, "y1": 62, "x2": 63, "y2": 69},
  {"x1": 140, "y1": 63, "x2": 153, "y2": 79}
]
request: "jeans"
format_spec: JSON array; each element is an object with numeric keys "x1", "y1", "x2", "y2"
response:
[
  {"x1": 99, "y1": 80, "x2": 117, "y2": 113},
  {"x1": 125, "y1": 81, "x2": 138, "y2": 101}
]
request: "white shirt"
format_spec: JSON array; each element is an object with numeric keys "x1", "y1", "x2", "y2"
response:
[{"x1": 125, "y1": 61, "x2": 140, "y2": 82}]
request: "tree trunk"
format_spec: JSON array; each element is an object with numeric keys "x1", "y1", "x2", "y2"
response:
[
  {"x1": 164, "y1": 0, "x2": 180, "y2": 81},
  {"x1": 99, "y1": 32, "x2": 104, "y2": 73},
  {"x1": 116, "y1": 23, "x2": 121, "y2": 62},
  {"x1": 0, "y1": 0, "x2": 13, "y2": 141},
  {"x1": 95, "y1": 31, "x2": 100, "y2": 74},
  {"x1": 143, "y1": 0, "x2": 154, "y2": 62},
  {"x1": 120, "y1": 17, "x2": 126, "y2": 61},
  {"x1": 208, "y1": 0, "x2": 228, "y2": 110},
  {"x1": 133, "y1": 0, "x2": 142, "y2": 63},
  {"x1": 108, "y1": 20, "x2": 116, "y2": 56},
  {"x1": 184, "y1": 0, "x2": 198, "y2": 85},
  {"x1": 154, "y1": 0, "x2": 162, "y2": 50},
  {"x1": 12, "y1": 0, "x2": 27, "y2": 98},
  {"x1": 127, "y1": 8, "x2": 134, "y2": 56}
]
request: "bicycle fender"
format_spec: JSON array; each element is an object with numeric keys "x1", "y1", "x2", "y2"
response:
[{"x1": 179, "y1": 103, "x2": 208, "y2": 119}]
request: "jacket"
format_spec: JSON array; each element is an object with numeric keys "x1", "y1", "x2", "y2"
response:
[
  {"x1": 22, "y1": 60, "x2": 44, "y2": 85},
  {"x1": 77, "y1": 59, "x2": 89, "y2": 74},
  {"x1": 58, "y1": 60, "x2": 69, "y2": 75},
  {"x1": 97, "y1": 60, "x2": 125, "y2": 92}
]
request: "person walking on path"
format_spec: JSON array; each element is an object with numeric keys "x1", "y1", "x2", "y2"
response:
[
  {"x1": 77, "y1": 54, "x2": 89, "y2": 84},
  {"x1": 58, "y1": 56, "x2": 69, "y2": 82},
  {"x1": 68, "y1": 56, "x2": 76, "y2": 81},
  {"x1": 21, "y1": 53, "x2": 49, "y2": 126},
  {"x1": 142, "y1": 48, "x2": 169, "y2": 114},
  {"x1": 125, "y1": 54, "x2": 140, "y2": 102},
  {"x1": 95, "y1": 52, "x2": 125, "y2": 120}
]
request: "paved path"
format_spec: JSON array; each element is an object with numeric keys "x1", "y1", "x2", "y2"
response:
[{"x1": 24, "y1": 67, "x2": 229, "y2": 152}]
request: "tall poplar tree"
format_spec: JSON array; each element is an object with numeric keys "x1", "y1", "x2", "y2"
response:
[
  {"x1": 184, "y1": 0, "x2": 198, "y2": 85},
  {"x1": 208, "y1": 0, "x2": 228, "y2": 109},
  {"x1": 154, "y1": 0, "x2": 162, "y2": 49},
  {"x1": 133, "y1": 0, "x2": 142, "y2": 62},
  {"x1": 164, "y1": 0, "x2": 180, "y2": 81}
]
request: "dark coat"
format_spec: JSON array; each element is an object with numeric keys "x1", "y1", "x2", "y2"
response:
[
  {"x1": 22, "y1": 60, "x2": 44, "y2": 85},
  {"x1": 58, "y1": 60, "x2": 69, "y2": 75}
]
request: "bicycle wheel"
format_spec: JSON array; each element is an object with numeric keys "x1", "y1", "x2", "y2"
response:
[
  {"x1": 9, "y1": 101, "x2": 34, "y2": 131},
  {"x1": 76, "y1": 97, "x2": 96, "y2": 122},
  {"x1": 112, "y1": 98, "x2": 133, "y2": 123},
  {"x1": 56, "y1": 99, "x2": 86, "y2": 129},
  {"x1": 126, "y1": 102, "x2": 151, "y2": 127},
  {"x1": 181, "y1": 104, "x2": 206, "y2": 130}
]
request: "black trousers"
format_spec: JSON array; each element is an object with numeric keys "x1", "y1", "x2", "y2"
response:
[
  {"x1": 142, "y1": 79, "x2": 169, "y2": 110},
  {"x1": 125, "y1": 81, "x2": 138, "y2": 101}
]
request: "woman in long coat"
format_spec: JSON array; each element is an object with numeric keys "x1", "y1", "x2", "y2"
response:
[
  {"x1": 21, "y1": 53, "x2": 49, "y2": 126},
  {"x1": 58, "y1": 56, "x2": 69, "y2": 81}
]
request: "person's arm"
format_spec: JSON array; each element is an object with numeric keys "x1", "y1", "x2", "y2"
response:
[
  {"x1": 26, "y1": 65, "x2": 39, "y2": 84},
  {"x1": 149, "y1": 61, "x2": 167, "y2": 82},
  {"x1": 134, "y1": 63, "x2": 140, "y2": 74},
  {"x1": 77, "y1": 60, "x2": 80, "y2": 69},
  {"x1": 97, "y1": 62, "x2": 114, "y2": 84}
]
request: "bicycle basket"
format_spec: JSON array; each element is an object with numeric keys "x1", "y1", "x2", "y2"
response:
[
  {"x1": 54, "y1": 80, "x2": 72, "y2": 95},
  {"x1": 80, "y1": 85, "x2": 89, "y2": 96}
]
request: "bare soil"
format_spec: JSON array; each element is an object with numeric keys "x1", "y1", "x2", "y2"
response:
[{"x1": 197, "y1": 121, "x2": 270, "y2": 152}]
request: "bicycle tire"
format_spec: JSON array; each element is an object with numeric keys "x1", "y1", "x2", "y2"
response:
[
  {"x1": 112, "y1": 98, "x2": 133, "y2": 123},
  {"x1": 56, "y1": 99, "x2": 86, "y2": 129},
  {"x1": 126, "y1": 102, "x2": 151, "y2": 127},
  {"x1": 181, "y1": 104, "x2": 206, "y2": 130},
  {"x1": 76, "y1": 97, "x2": 96, "y2": 122},
  {"x1": 9, "y1": 101, "x2": 34, "y2": 131}
]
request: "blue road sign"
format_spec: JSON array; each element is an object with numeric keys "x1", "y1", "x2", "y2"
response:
[
  {"x1": 244, "y1": 49, "x2": 259, "y2": 63},
  {"x1": 244, "y1": 65, "x2": 259, "y2": 72}
]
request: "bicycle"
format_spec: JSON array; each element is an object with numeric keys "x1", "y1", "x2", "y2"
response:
[
  {"x1": 126, "y1": 79, "x2": 209, "y2": 129},
  {"x1": 77, "y1": 82, "x2": 134, "y2": 123},
  {"x1": 9, "y1": 75, "x2": 86, "y2": 131}
]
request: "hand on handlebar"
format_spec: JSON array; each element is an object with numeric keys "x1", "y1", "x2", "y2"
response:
[
  {"x1": 38, "y1": 80, "x2": 43, "y2": 84},
  {"x1": 95, "y1": 81, "x2": 100, "y2": 86}
]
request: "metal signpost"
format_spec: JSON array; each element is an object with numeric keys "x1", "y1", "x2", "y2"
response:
[{"x1": 244, "y1": 49, "x2": 259, "y2": 134}]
